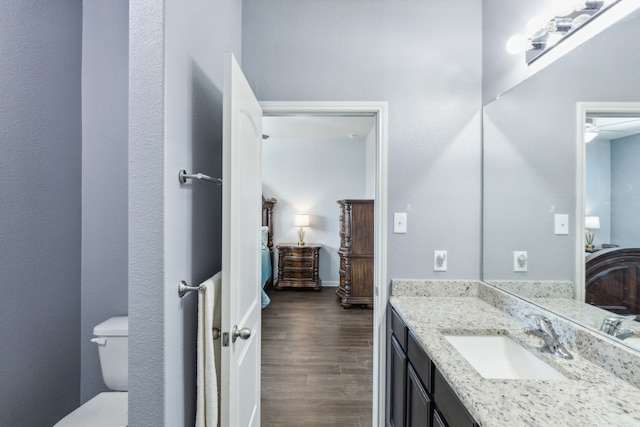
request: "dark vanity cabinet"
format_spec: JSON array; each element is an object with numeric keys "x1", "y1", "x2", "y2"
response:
[
  {"x1": 387, "y1": 305, "x2": 479, "y2": 427},
  {"x1": 388, "y1": 307, "x2": 409, "y2": 427},
  {"x1": 406, "y1": 362, "x2": 431, "y2": 426}
]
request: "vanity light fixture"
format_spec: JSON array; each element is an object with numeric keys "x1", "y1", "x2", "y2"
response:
[{"x1": 506, "y1": 0, "x2": 619, "y2": 61}]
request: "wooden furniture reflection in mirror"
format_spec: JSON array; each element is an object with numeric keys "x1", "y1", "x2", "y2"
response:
[
  {"x1": 337, "y1": 199, "x2": 374, "y2": 309},
  {"x1": 586, "y1": 247, "x2": 640, "y2": 315}
]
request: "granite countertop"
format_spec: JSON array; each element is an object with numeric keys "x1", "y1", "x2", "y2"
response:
[{"x1": 390, "y1": 295, "x2": 640, "y2": 427}]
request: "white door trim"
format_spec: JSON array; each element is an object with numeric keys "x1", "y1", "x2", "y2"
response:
[
  {"x1": 575, "y1": 101, "x2": 640, "y2": 303},
  {"x1": 260, "y1": 101, "x2": 389, "y2": 427}
]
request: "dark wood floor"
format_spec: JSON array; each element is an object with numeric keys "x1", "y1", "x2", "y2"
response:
[{"x1": 261, "y1": 287, "x2": 373, "y2": 427}]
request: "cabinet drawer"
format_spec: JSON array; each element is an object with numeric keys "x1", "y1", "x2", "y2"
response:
[
  {"x1": 433, "y1": 368, "x2": 477, "y2": 427},
  {"x1": 283, "y1": 258, "x2": 313, "y2": 269},
  {"x1": 282, "y1": 248, "x2": 313, "y2": 258},
  {"x1": 391, "y1": 309, "x2": 407, "y2": 351},
  {"x1": 282, "y1": 269, "x2": 314, "y2": 280},
  {"x1": 407, "y1": 330, "x2": 432, "y2": 394}
]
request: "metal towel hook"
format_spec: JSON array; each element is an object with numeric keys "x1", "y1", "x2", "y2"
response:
[
  {"x1": 178, "y1": 280, "x2": 205, "y2": 297},
  {"x1": 178, "y1": 170, "x2": 222, "y2": 185}
]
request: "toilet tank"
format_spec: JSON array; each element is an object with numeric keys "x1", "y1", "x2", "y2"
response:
[{"x1": 92, "y1": 316, "x2": 128, "y2": 391}]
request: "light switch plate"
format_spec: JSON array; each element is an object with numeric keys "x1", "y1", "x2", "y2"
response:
[
  {"x1": 394, "y1": 212, "x2": 407, "y2": 233},
  {"x1": 555, "y1": 214, "x2": 569, "y2": 235}
]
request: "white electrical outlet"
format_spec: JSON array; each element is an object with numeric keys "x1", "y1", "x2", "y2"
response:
[
  {"x1": 514, "y1": 251, "x2": 527, "y2": 272},
  {"x1": 434, "y1": 250, "x2": 447, "y2": 271}
]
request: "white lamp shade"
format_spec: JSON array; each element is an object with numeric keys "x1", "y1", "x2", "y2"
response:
[
  {"x1": 294, "y1": 214, "x2": 309, "y2": 227},
  {"x1": 585, "y1": 216, "x2": 600, "y2": 229}
]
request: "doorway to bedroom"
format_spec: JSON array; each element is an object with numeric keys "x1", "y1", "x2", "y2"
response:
[{"x1": 259, "y1": 102, "x2": 388, "y2": 426}]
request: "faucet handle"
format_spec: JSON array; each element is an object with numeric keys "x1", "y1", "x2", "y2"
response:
[
  {"x1": 526, "y1": 313, "x2": 552, "y2": 326},
  {"x1": 526, "y1": 313, "x2": 549, "y2": 322},
  {"x1": 525, "y1": 314, "x2": 573, "y2": 359},
  {"x1": 600, "y1": 314, "x2": 637, "y2": 334},
  {"x1": 526, "y1": 314, "x2": 558, "y2": 338}
]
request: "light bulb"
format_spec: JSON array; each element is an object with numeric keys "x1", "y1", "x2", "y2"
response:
[
  {"x1": 552, "y1": 0, "x2": 578, "y2": 16},
  {"x1": 572, "y1": 1, "x2": 588, "y2": 11},
  {"x1": 506, "y1": 34, "x2": 531, "y2": 55},
  {"x1": 525, "y1": 16, "x2": 548, "y2": 38},
  {"x1": 572, "y1": 13, "x2": 591, "y2": 29}
]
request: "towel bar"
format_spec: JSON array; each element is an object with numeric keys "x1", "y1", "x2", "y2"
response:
[
  {"x1": 178, "y1": 170, "x2": 222, "y2": 185},
  {"x1": 178, "y1": 280, "x2": 205, "y2": 297}
]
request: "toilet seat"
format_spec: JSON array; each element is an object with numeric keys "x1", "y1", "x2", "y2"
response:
[{"x1": 54, "y1": 392, "x2": 128, "y2": 427}]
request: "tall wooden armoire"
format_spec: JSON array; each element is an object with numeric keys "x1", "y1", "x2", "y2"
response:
[{"x1": 336, "y1": 199, "x2": 374, "y2": 309}]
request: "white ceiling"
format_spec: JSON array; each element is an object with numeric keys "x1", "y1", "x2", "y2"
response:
[
  {"x1": 262, "y1": 115, "x2": 376, "y2": 140},
  {"x1": 588, "y1": 116, "x2": 640, "y2": 141},
  {"x1": 262, "y1": 114, "x2": 640, "y2": 143}
]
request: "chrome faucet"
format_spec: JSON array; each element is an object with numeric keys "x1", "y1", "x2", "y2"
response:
[
  {"x1": 525, "y1": 314, "x2": 573, "y2": 359},
  {"x1": 600, "y1": 314, "x2": 637, "y2": 340}
]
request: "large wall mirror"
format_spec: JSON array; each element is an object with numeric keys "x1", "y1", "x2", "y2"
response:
[{"x1": 483, "y1": 5, "x2": 640, "y2": 351}]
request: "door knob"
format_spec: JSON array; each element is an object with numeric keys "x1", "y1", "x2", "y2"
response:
[{"x1": 232, "y1": 325, "x2": 251, "y2": 343}]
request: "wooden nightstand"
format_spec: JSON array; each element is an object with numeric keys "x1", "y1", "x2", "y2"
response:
[{"x1": 275, "y1": 243, "x2": 322, "y2": 290}]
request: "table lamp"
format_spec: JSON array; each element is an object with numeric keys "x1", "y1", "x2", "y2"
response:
[
  {"x1": 294, "y1": 213, "x2": 309, "y2": 246},
  {"x1": 585, "y1": 216, "x2": 600, "y2": 251}
]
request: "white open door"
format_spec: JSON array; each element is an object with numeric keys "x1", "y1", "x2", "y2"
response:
[{"x1": 220, "y1": 52, "x2": 262, "y2": 427}]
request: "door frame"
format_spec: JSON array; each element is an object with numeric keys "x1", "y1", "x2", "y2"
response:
[{"x1": 260, "y1": 101, "x2": 389, "y2": 426}]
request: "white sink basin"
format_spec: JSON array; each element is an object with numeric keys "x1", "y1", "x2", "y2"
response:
[{"x1": 444, "y1": 335, "x2": 567, "y2": 380}]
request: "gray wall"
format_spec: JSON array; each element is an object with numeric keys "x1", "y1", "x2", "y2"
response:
[
  {"x1": 586, "y1": 138, "x2": 612, "y2": 246},
  {"x1": 242, "y1": 0, "x2": 483, "y2": 282},
  {"x1": 483, "y1": 94, "x2": 577, "y2": 279},
  {"x1": 129, "y1": 0, "x2": 241, "y2": 425},
  {"x1": 81, "y1": 0, "x2": 129, "y2": 402},
  {"x1": 0, "y1": 1, "x2": 83, "y2": 426},
  {"x1": 612, "y1": 134, "x2": 640, "y2": 246},
  {"x1": 263, "y1": 136, "x2": 369, "y2": 284}
]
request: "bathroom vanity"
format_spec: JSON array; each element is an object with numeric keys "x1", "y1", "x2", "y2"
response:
[
  {"x1": 388, "y1": 305, "x2": 478, "y2": 427},
  {"x1": 386, "y1": 280, "x2": 640, "y2": 427}
]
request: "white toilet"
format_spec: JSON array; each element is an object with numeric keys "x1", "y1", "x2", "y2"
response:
[{"x1": 54, "y1": 316, "x2": 129, "y2": 427}]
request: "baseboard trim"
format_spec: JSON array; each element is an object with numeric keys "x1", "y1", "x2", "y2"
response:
[{"x1": 322, "y1": 281, "x2": 339, "y2": 287}]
